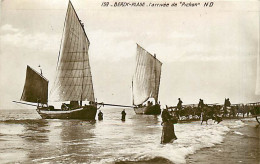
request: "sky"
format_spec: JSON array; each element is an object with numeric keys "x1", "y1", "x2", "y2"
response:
[{"x1": 0, "y1": 0, "x2": 259, "y2": 109}]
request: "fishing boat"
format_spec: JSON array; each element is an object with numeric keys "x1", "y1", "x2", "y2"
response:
[
  {"x1": 132, "y1": 44, "x2": 162, "y2": 115},
  {"x1": 247, "y1": 103, "x2": 260, "y2": 124},
  {"x1": 17, "y1": 1, "x2": 97, "y2": 119}
]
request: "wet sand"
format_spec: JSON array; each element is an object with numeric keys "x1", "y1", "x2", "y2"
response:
[{"x1": 186, "y1": 119, "x2": 260, "y2": 164}]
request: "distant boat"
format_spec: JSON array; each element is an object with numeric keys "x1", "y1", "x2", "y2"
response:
[
  {"x1": 132, "y1": 44, "x2": 162, "y2": 115},
  {"x1": 19, "y1": 1, "x2": 97, "y2": 119}
]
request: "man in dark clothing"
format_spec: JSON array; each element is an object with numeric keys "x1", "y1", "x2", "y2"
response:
[
  {"x1": 198, "y1": 99, "x2": 204, "y2": 109},
  {"x1": 223, "y1": 98, "x2": 231, "y2": 117},
  {"x1": 177, "y1": 98, "x2": 183, "y2": 110},
  {"x1": 226, "y1": 98, "x2": 231, "y2": 107},
  {"x1": 98, "y1": 110, "x2": 103, "y2": 120},
  {"x1": 224, "y1": 98, "x2": 231, "y2": 107},
  {"x1": 121, "y1": 109, "x2": 126, "y2": 121}
]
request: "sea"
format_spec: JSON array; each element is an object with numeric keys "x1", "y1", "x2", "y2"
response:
[{"x1": 0, "y1": 108, "x2": 258, "y2": 164}]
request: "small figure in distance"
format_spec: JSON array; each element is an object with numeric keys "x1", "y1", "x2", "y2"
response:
[
  {"x1": 198, "y1": 99, "x2": 204, "y2": 109},
  {"x1": 98, "y1": 110, "x2": 103, "y2": 121},
  {"x1": 177, "y1": 98, "x2": 183, "y2": 110},
  {"x1": 121, "y1": 109, "x2": 126, "y2": 121},
  {"x1": 226, "y1": 98, "x2": 231, "y2": 107},
  {"x1": 61, "y1": 103, "x2": 69, "y2": 111}
]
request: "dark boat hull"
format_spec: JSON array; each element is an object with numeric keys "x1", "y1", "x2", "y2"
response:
[
  {"x1": 36, "y1": 105, "x2": 97, "y2": 120},
  {"x1": 134, "y1": 104, "x2": 161, "y2": 115}
]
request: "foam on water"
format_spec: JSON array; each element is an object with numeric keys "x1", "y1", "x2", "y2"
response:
[
  {"x1": 221, "y1": 120, "x2": 246, "y2": 128},
  {"x1": 0, "y1": 108, "x2": 249, "y2": 164},
  {"x1": 92, "y1": 119, "x2": 245, "y2": 164},
  {"x1": 233, "y1": 131, "x2": 244, "y2": 135},
  {"x1": 0, "y1": 152, "x2": 27, "y2": 163}
]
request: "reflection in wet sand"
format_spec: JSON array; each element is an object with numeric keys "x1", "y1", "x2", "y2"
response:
[
  {"x1": 0, "y1": 119, "x2": 50, "y2": 163},
  {"x1": 0, "y1": 122, "x2": 27, "y2": 163},
  {"x1": 20, "y1": 119, "x2": 49, "y2": 143},
  {"x1": 58, "y1": 120, "x2": 96, "y2": 163},
  {"x1": 130, "y1": 114, "x2": 161, "y2": 135},
  {"x1": 31, "y1": 120, "x2": 97, "y2": 163}
]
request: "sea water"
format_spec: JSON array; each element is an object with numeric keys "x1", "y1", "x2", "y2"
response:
[{"x1": 0, "y1": 108, "x2": 250, "y2": 164}]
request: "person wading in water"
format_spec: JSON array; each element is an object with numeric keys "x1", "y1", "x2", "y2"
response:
[
  {"x1": 161, "y1": 108, "x2": 178, "y2": 144},
  {"x1": 98, "y1": 110, "x2": 103, "y2": 120},
  {"x1": 121, "y1": 109, "x2": 126, "y2": 121}
]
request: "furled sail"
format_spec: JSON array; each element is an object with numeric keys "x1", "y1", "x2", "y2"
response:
[
  {"x1": 132, "y1": 44, "x2": 162, "y2": 105},
  {"x1": 21, "y1": 65, "x2": 48, "y2": 104},
  {"x1": 50, "y1": 1, "x2": 95, "y2": 102}
]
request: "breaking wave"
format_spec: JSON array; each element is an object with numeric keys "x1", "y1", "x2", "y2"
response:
[{"x1": 91, "y1": 119, "x2": 245, "y2": 164}]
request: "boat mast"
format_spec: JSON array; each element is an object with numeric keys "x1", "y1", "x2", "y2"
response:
[
  {"x1": 69, "y1": 1, "x2": 95, "y2": 105},
  {"x1": 157, "y1": 59, "x2": 162, "y2": 105},
  {"x1": 80, "y1": 47, "x2": 85, "y2": 107},
  {"x1": 153, "y1": 54, "x2": 157, "y2": 104},
  {"x1": 39, "y1": 65, "x2": 44, "y2": 106},
  {"x1": 132, "y1": 80, "x2": 134, "y2": 105}
]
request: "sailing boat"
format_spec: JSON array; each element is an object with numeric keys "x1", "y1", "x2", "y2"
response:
[
  {"x1": 132, "y1": 44, "x2": 162, "y2": 115},
  {"x1": 19, "y1": 1, "x2": 97, "y2": 119}
]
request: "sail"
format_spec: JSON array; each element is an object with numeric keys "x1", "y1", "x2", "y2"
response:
[
  {"x1": 132, "y1": 44, "x2": 162, "y2": 105},
  {"x1": 21, "y1": 65, "x2": 48, "y2": 104},
  {"x1": 152, "y1": 55, "x2": 162, "y2": 102},
  {"x1": 50, "y1": 1, "x2": 95, "y2": 102}
]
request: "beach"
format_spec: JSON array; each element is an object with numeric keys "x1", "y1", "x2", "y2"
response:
[
  {"x1": 0, "y1": 108, "x2": 259, "y2": 164},
  {"x1": 187, "y1": 119, "x2": 260, "y2": 164}
]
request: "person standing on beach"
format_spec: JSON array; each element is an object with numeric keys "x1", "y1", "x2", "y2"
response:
[{"x1": 121, "y1": 109, "x2": 126, "y2": 121}]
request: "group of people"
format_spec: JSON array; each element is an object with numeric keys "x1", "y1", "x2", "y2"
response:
[
  {"x1": 177, "y1": 98, "x2": 231, "y2": 109},
  {"x1": 160, "y1": 97, "x2": 230, "y2": 144},
  {"x1": 137, "y1": 101, "x2": 156, "y2": 108},
  {"x1": 98, "y1": 109, "x2": 126, "y2": 121}
]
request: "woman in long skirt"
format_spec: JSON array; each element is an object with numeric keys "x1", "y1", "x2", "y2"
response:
[{"x1": 161, "y1": 108, "x2": 178, "y2": 144}]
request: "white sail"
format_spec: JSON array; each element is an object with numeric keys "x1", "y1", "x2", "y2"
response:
[
  {"x1": 132, "y1": 44, "x2": 162, "y2": 105},
  {"x1": 50, "y1": 1, "x2": 95, "y2": 102},
  {"x1": 152, "y1": 56, "x2": 162, "y2": 101}
]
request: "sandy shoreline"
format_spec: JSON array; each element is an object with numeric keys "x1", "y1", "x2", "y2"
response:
[{"x1": 186, "y1": 119, "x2": 260, "y2": 164}]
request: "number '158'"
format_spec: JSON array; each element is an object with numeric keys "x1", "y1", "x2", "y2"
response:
[{"x1": 101, "y1": 2, "x2": 109, "y2": 7}]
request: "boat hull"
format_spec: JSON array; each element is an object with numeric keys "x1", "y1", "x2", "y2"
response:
[
  {"x1": 134, "y1": 104, "x2": 161, "y2": 115},
  {"x1": 36, "y1": 105, "x2": 97, "y2": 120}
]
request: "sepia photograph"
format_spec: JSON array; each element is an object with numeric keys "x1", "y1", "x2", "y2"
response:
[{"x1": 0, "y1": 0, "x2": 259, "y2": 163}]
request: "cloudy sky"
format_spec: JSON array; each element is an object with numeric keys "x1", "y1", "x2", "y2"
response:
[{"x1": 0, "y1": 0, "x2": 259, "y2": 109}]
